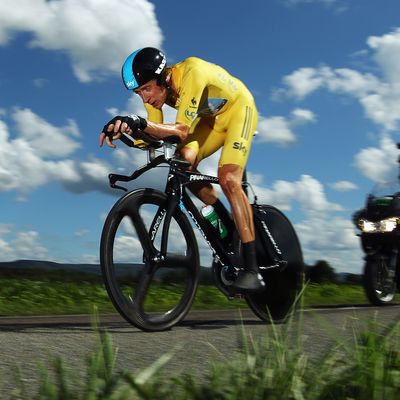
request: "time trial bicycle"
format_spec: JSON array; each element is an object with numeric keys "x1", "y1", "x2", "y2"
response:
[{"x1": 100, "y1": 134, "x2": 304, "y2": 331}]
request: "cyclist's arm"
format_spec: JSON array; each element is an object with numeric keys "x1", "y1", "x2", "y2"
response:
[
  {"x1": 142, "y1": 97, "x2": 190, "y2": 141},
  {"x1": 143, "y1": 121, "x2": 189, "y2": 142},
  {"x1": 143, "y1": 64, "x2": 207, "y2": 142}
]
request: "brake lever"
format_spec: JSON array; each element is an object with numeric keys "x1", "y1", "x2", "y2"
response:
[
  {"x1": 110, "y1": 183, "x2": 128, "y2": 192},
  {"x1": 108, "y1": 173, "x2": 128, "y2": 192}
]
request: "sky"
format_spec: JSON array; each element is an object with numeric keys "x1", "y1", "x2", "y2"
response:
[{"x1": 1, "y1": 0, "x2": 400, "y2": 275}]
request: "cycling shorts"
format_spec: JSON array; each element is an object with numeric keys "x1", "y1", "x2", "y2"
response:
[{"x1": 179, "y1": 91, "x2": 258, "y2": 169}]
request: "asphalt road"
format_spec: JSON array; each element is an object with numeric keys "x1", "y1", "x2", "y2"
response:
[{"x1": 0, "y1": 305, "x2": 399, "y2": 397}]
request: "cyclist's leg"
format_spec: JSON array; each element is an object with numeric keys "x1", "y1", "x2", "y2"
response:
[
  {"x1": 217, "y1": 99, "x2": 264, "y2": 290},
  {"x1": 178, "y1": 118, "x2": 235, "y2": 231},
  {"x1": 218, "y1": 164, "x2": 263, "y2": 289},
  {"x1": 218, "y1": 164, "x2": 253, "y2": 241}
]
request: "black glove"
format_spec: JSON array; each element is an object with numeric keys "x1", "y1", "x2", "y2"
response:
[{"x1": 102, "y1": 114, "x2": 147, "y2": 137}]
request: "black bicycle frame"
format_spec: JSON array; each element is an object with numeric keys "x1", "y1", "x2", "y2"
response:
[
  {"x1": 155, "y1": 162, "x2": 234, "y2": 267},
  {"x1": 109, "y1": 154, "x2": 234, "y2": 267},
  {"x1": 108, "y1": 149, "x2": 284, "y2": 270}
]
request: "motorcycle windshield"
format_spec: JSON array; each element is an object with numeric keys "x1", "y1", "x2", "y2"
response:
[
  {"x1": 367, "y1": 181, "x2": 400, "y2": 218},
  {"x1": 370, "y1": 181, "x2": 400, "y2": 199}
]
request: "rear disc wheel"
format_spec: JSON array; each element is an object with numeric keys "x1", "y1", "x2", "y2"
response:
[{"x1": 245, "y1": 206, "x2": 304, "y2": 323}]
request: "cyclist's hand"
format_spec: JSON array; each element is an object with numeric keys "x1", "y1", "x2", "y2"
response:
[
  {"x1": 99, "y1": 130, "x2": 122, "y2": 149},
  {"x1": 99, "y1": 115, "x2": 147, "y2": 148}
]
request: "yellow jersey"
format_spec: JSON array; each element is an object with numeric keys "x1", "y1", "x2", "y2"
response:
[
  {"x1": 144, "y1": 56, "x2": 257, "y2": 168},
  {"x1": 145, "y1": 57, "x2": 251, "y2": 125}
]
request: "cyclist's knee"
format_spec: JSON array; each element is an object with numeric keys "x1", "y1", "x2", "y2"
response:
[
  {"x1": 179, "y1": 146, "x2": 198, "y2": 168},
  {"x1": 219, "y1": 164, "x2": 243, "y2": 197}
]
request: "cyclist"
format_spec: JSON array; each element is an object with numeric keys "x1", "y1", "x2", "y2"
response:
[{"x1": 99, "y1": 47, "x2": 265, "y2": 291}]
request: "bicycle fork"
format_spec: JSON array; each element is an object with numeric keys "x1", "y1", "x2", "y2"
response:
[{"x1": 146, "y1": 197, "x2": 179, "y2": 264}]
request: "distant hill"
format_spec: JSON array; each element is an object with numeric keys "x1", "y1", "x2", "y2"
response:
[
  {"x1": 0, "y1": 260, "x2": 215, "y2": 283},
  {"x1": 0, "y1": 259, "x2": 102, "y2": 275}
]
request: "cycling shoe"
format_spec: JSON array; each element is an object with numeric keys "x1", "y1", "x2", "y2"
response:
[{"x1": 233, "y1": 270, "x2": 265, "y2": 292}]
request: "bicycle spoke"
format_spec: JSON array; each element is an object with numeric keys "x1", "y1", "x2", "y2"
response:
[
  {"x1": 132, "y1": 264, "x2": 154, "y2": 307},
  {"x1": 127, "y1": 208, "x2": 156, "y2": 257}
]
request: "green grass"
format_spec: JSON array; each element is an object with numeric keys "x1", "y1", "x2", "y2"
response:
[
  {"x1": 0, "y1": 278, "x2": 113, "y2": 316},
  {"x1": 0, "y1": 268, "x2": 390, "y2": 316},
  {"x1": 303, "y1": 282, "x2": 370, "y2": 306}
]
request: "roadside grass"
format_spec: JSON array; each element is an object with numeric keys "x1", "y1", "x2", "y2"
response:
[
  {"x1": 0, "y1": 268, "x2": 383, "y2": 316},
  {"x1": 6, "y1": 309, "x2": 400, "y2": 399},
  {"x1": 0, "y1": 267, "x2": 398, "y2": 316}
]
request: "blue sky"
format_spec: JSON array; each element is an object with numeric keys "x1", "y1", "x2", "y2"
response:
[{"x1": 1, "y1": 0, "x2": 400, "y2": 274}]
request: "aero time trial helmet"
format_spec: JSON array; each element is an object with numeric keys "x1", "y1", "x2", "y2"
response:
[{"x1": 121, "y1": 47, "x2": 167, "y2": 90}]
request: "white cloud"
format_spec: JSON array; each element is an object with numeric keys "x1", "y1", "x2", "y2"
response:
[
  {"x1": 354, "y1": 136, "x2": 398, "y2": 183},
  {"x1": 283, "y1": 67, "x2": 324, "y2": 99},
  {"x1": 247, "y1": 173, "x2": 342, "y2": 213},
  {"x1": 0, "y1": 109, "x2": 116, "y2": 196},
  {"x1": 291, "y1": 108, "x2": 317, "y2": 124},
  {"x1": 256, "y1": 108, "x2": 316, "y2": 146},
  {"x1": 295, "y1": 215, "x2": 361, "y2": 272},
  {"x1": 74, "y1": 229, "x2": 89, "y2": 238},
  {"x1": 257, "y1": 116, "x2": 296, "y2": 145},
  {"x1": 330, "y1": 180, "x2": 358, "y2": 192},
  {"x1": 283, "y1": 0, "x2": 348, "y2": 13},
  {"x1": 0, "y1": 104, "x2": 179, "y2": 200},
  {"x1": 0, "y1": 0, "x2": 163, "y2": 82},
  {"x1": 246, "y1": 172, "x2": 361, "y2": 272},
  {"x1": 277, "y1": 27, "x2": 400, "y2": 185},
  {"x1": 280, "y1": 28, "x2": 400, "y2": 132},
  {"x1": 12, "y1": 108, "x2": 80, "y2": 158},
  {"x1": 0, "y1": 103, "x2": 168, "y2": 198},
  {"x1": 0, "y1": 225, "x2": 47, "y2": 261},
  {"x1": 283, "y1": 66, "x2": 380, "y2": 101},
  {"x1": 368, "y1": 28, "x2": 400, "y2": 86}
]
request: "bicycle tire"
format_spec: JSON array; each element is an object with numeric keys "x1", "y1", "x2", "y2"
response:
[
  {"x1": 246, "y1": 205, "x2": 304, "y2": 323},
  {"x1": 100, "y1": 188, "x2": 200, "y2": 331}
]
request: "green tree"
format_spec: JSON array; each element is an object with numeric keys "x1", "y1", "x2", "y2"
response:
[{"x1": 308, "y1": 260, "x2": 336, "y2": 283}]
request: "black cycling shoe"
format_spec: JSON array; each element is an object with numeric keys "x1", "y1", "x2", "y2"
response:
[{"x1": 233, "y1": 270, "x2": 266, "y2": 292}]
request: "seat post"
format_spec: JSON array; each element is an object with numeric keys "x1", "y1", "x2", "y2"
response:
[
  {"x1": 164, "y1": 142, "x2": 176, "y2": 160},
  {"x1": 147, "y1": 147, "x2": 156, "y2": 162}
]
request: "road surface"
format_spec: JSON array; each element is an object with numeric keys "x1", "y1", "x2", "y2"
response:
[{"x1": 0, "y1": 305, "x2": 399, "y2": 396}]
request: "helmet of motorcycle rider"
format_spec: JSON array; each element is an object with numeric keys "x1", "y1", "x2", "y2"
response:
[{"x1": 121, "y1": 47, "x2": 167, "y2": 90}]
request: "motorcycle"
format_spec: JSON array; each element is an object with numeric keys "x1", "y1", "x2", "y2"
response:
[{"x1": 353, "y1": 145, "x2": 400, "y2": 305}]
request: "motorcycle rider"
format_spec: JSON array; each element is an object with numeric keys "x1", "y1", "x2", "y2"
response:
[{"x1": 99, "y1": 47, "x2": 264, "y2": 291}]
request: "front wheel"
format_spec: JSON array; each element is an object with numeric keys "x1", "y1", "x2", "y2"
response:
[
  {"x1": 245, "y1": 205, "x2": 304, "y2": 323},
  {"x1": 363, "y1": 256, "x2": 397, "y2": 305},
  {"x1": 100, "y1": 188, "x2": 200, "y2": 331}
]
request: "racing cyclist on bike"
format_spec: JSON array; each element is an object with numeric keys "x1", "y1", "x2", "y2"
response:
[{"x1": 99, "y1": 47, "x2": 264, "y2": 291}]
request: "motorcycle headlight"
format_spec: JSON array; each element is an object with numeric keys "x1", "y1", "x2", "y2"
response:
[{"x1": 358, "y1": 217, "x2": 399, "y2": 233}]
